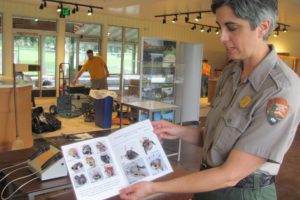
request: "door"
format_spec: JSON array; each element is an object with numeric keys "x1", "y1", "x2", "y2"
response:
[{"x1": 14, "y1": 34, "x2": 57, "y2": 97}]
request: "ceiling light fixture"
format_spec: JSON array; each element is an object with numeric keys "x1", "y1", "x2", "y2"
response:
[
  {"x1": 216, "y1": 28, "x2": 220, "y2": 35},
  {"x1": 200, "y1": 26, "x2": 205, "y2": 32},
  {"x1": 195, "y1": 13, "x2": 201, "y2": 22},
  {"x1": 207, "y1": 27, "x2": 212, "y2": 33},
  {"x1": 57, "y1": 3, "x2": 62, "y2": 12},
  {"x1": 87, "y1": 7, "x2": 93, "y2": 16},
  {"x1": 162, "y1": 16, "x2": 166, "y2": 24},
  {"x1": 39, "y1": 3, "x2": 44, "y2": 10},
  {"x1": 172, "y1": 15, "x2": 178, "y2": 24},
  {"x1": 191, "y1": 24, "x2": 196, "y2": 30},
  {"x1": 185, "y1": 14, "x2": 190, "y2": 23}
]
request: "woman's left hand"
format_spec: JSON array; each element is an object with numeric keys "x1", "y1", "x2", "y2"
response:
[{"x1": 119, "y1": 181, "x2": 154, "y2": 200}]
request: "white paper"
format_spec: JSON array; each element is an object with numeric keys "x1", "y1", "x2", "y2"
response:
[{"x1": 61, "y1": 120, "x2": 173, "y2": 200}]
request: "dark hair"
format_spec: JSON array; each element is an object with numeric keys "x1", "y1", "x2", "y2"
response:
[
  {"x1": 211, "y1": 0, "x2": 278, "y2": 40},
  {"x1": 86, "y1": 49, "x2": 93, "y2": 54}
]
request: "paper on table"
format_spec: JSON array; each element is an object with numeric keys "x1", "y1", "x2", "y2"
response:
[{"x1": 61, "y1": 119, "x2": 173, "y2": 200}]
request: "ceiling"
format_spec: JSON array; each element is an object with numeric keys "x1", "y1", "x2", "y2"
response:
[{"x1": 10, "y1": 0, "x2": 300, "y2": 31}]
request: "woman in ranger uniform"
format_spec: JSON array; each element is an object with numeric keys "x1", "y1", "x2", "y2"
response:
[{"x1": 120, "y1": 0, "x2": 300, "y2": 200}]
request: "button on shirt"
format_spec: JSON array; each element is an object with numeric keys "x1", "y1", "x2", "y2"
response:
[{"x1": 202, "y1": 45, "x2": 300, "y2": 175}]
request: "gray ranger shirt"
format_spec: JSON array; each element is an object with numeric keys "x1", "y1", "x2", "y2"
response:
[{"x1": 202, "y1": 45, "x2": 300, "y2": 175}]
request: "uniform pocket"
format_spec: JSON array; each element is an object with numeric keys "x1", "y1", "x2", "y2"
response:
[{"x1": 214, "y1": 112, "x2": 251, "y2": 152}]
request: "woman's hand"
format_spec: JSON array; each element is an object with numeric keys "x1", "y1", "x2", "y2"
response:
[
  {"x1": 152, "y1": 120, "x2": 183, "y2": 142},
  {"x1": 119, "y1": 181, "x2": 154, "y2": 200}
]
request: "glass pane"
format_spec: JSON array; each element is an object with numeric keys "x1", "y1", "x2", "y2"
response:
[
  {"x1": 125, "y1": 28, "x2": 138, "y2": 43},
  {"x1": 108, "y1": 26, "x2": 122, "y2": 42},
  {"x1": 14, "y1": 35, "x2": 40, "y2": 88},
  {"x1": 124, "y1": 44, "x2": 138, "y2": 74},
  {"x1": 107, "y1": 42, "x2": 122, "y2": 91},
  {"x1": 66, "y1": 22, "x2": 101, "y2": 37},
  {"x1": 107, "y1": 42, "x2": 122, "y2": 74},
  {"x1": 13, "y1": 17, "x2": 56, "y2": 32},
  {"x1": 65, "y1": 37, "x2": 77, "y2": 83},
  {"x1": 42, "y1": 36, "x2": 56, "y2": 89}
]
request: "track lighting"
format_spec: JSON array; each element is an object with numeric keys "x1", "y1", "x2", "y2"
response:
[
  {"x1": 216, "y1": 28, "x2": 220, "y2": 35},
  {"x1": 273, "y1": 31, "x2": 279, "y2": 38},
  {"x1": 87, "y1": 7, "x2": 93, "y2": 16},
  {"x1": 195, "y1": 13, "x2": 201, "y2": 22},
  {"x1": 155, "y1": 10, "x2": 211, "y2": 24},
  {"x1": 207, "y1": 27, "x2": 211, "y2": 33},
  {"x1": 172, "y1": 15, "x2": 178, "y2": 23},
  {"x1": 283, "y1": 26, "x2": 287, "y2": 33},
  {"x1": 39, "y1": 0, "x2": 103, "y2": 18}
]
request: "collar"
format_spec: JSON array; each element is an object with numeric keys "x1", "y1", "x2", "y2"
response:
[{"x1": 247, "y1": 45, "x2": 278, "y2": 91}]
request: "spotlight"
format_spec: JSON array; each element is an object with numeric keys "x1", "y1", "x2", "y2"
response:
[
  {"x1": 191, "y1": 24, "x2": 196, "y2": 30},
  {"x1": 39, "y1": 3, "x2": 44, "y2": 10},
  {"x1": 273, "y1": 31, "x2": 279, "y2": 37},
  {"x1": 88, "y1": 7, "x2": 93, "y2": 16},
  {"x1": 216, "y1": 28, "x2": 220, "y2": 35},
  {"x1": 162, "y1": 16, "x2": 166, "y2": 24},
  {"x1": 185, "y1": 14, "x2": 189, "y2": 23},
  {"x1": 207, "y1": 27, "x2": 212, "y2": 33},
  {"x1": 43, "y1": 0, "x2": 47, "y2": 7},
  {"x1": 76, "y1": 5, "x2": 79, "y2": 12},
  {"x1": 195, "y1": 13, "x2": 201, "y2": 22},
  {"x1": 283, "y1": 26, "x2": 287, "y2": 33},
  {"x1": 34, "y1": 18, "x2": 39, "y2": 22},
  {"x1": 200, "y1": 26, "x2": 205, "y2": 32},
  {"x1": 172, "y1": 15, "x2": 178, "y2": 24},
  {"x1": 57, "y1": 3, "x2": 62, "y2": 12},
  {"x1": 72, "y1": 7, "x2": 76, "y2": 14}
]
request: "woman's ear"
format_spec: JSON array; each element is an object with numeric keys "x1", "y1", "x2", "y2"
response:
[{"x1": 258, "y1": 19, "x2": 271, "y2": 39}]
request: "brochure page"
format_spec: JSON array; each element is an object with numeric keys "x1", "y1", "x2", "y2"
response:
[{"x1": 61, "y1": 119, "x2": 173, "y2": 200}]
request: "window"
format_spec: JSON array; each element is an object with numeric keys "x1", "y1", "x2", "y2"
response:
[
  {"x1": 0, "y1": 15, "x2": 2, "y2": 74},
  {"x1": 65, "y1": 22, "x2": 102, "y2": 86},
  {"x1": 107, "y1": 26, "x2": 139, "y2": 92},
  {"x1": 13, "y1": 17, "x2": 57, "y2": 96}
]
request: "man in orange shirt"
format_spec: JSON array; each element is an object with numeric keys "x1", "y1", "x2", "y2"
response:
[
  {"x1": 201, "y1": 59, "x2": 211, "y2": 97},
  {"x1": 72, "y1": 50, "x2": 110, "y2": 89}
]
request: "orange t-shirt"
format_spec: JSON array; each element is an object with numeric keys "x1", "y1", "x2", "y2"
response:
[{"x1": 81, "y1": 56, "x2": 107, "y2": 79}]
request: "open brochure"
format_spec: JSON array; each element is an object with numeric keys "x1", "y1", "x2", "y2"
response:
[{"x1": 61, "y1": 120, "x2": 173, "y2": 200}]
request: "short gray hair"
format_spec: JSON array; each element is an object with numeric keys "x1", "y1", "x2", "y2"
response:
[{"x1": 211, "y1": 0, "x2": 278, "y2": 40}]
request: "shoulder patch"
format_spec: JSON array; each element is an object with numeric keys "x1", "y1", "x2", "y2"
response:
[{"x1": 266, "y1": 97, "x2": 289, "y2": 125}]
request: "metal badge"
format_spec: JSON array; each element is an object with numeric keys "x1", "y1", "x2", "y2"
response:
[
  {"x1": 239, "y1": 95, "x2": 252, "y2": 108},
  {"x1": 266, "y1": 97, "x2": 289, "y2": 125}
]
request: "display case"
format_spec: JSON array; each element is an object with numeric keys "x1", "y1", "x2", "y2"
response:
[{"x1": 140, "y1": 38, "x2": 177, "y2": 121}]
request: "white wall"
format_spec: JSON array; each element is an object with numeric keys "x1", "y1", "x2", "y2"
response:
[{"x1": 0, "y1": 0, "x2": 226, "y2": 78}]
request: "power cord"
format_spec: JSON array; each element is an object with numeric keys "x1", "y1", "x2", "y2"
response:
[
  {"x1": 1, "y1": 170, "x2": 41, "y2": 200},
  {"x1": 0, "y1": 166, "x2": 29, "y2": 183},
  {"x1": 0, "y1": 161, "x2": 27, "y2": 174}
]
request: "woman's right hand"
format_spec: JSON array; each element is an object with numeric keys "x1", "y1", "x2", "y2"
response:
[{"x1": 152, "y1": 120, "x2": 183, "y2": 142}]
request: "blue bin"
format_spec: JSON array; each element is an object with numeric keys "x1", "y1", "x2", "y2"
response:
[{"x1": 94, "y1": 96, "x2": 113, "y2": 128}]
